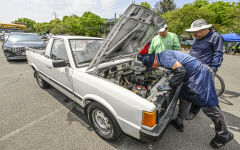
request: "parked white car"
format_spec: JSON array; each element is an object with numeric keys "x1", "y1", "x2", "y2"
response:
[{"x1": 26, "y1": 4, "x2": 181, "y2": 142}]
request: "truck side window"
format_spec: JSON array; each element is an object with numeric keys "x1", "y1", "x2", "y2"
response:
[{"x1": 50, "y1": 39, "x2": 68, "y2": 61}]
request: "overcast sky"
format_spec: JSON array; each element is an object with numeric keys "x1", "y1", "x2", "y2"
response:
[{"x1": 0, "y1": 0, "x2": 239, "y2": 23}]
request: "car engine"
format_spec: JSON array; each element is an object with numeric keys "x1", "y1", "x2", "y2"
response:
[{"x1": 97, "y1": 61, "x2": 164, "y2": 98}]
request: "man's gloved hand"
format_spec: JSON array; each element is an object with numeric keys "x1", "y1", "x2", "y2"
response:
[{"x1": 169, "y1": 66, "x2": 186, "y2": 88}]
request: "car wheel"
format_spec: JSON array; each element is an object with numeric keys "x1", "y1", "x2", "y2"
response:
[
  {"x1": 35, "y1": 71, "x2": 49, "y2": 89},
  {"x1": 87, "y1": 102, "x2": 122, "y2": 141}
]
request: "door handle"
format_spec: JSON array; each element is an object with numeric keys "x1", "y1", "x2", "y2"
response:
[{"x1": 46, "y1": 65, "x2": 52, "y2": 69}]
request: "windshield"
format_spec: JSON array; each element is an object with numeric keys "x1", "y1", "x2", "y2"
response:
[
  {"x1": 69, "y1": 39, "x2": 103, "y2": 67},
  {"x1": 8, "y1": 34, "x2": 42, "y2": 42}
]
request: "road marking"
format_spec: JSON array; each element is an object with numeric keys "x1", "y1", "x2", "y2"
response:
[
  {"x1": 0, "y1": 102, "x2": 72, "y2": 142},
  {"x1": 227, "y1": 126, "x2": 239, "y2": 130}
]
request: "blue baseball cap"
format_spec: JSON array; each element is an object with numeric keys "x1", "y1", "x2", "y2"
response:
[{"x1": 142, "y1": 54, "x2": 155, "y2": 71}]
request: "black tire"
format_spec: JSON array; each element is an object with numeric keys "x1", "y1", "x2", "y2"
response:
[
  {"x1": 87, "y1": 102, "x2": 122, "y2": 141},
  {"x1": 215, "y1": 74, "x2": 225, "y2": 97},
  {"x1": 35, "y1": 71, "x2": 49, "y2": 89}
]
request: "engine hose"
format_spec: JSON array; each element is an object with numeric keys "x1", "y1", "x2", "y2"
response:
[{"x1": 124, "y1": 77, "x2": 130, "y2": 85}]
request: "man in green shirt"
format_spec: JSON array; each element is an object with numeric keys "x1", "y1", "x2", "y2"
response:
[{"x1": 149, "y1": 24, "x2": 181, "y2": 54}]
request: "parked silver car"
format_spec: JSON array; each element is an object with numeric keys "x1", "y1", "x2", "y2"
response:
[{"x1": 3, "y1": 32, "x2": 46, "y2": 61}]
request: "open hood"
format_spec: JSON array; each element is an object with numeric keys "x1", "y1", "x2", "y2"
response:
[{"x1": 87, "y1": 4, "x2": 166, "y2": 70}]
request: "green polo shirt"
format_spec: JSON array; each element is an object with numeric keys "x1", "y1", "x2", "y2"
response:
[{"x1": 149, "y1": 32, "x2": 181, "y2": 54}]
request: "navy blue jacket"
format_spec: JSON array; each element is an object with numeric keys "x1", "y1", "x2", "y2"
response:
[
  {"x1": 156, "y1": 50, "x2": 218, "y2": 107},
  {"x1": 189, "y1": 30, "x2": 224, "y2": 70}
]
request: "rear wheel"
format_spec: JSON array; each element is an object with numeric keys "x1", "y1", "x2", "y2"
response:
[
  {"x1": 215, "y1": 74, "x2": 225, "y2": 97},
  {"x1": 87, "y1": 102, "x2": 122, "y2": 141},
  {"x1": 35, "y1": 71, "x2": 49, "y2": 89}
]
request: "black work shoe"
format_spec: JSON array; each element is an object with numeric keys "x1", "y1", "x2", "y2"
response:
[
  {"x1": 170, "y1": 119, "x2": 184, "y2": 132},
  {"x1": 210, "y1": 132, "x2": 234, "y2": 149},
  {"x1": 185, "y1": 112, "x2": 197, "y2": 120}
]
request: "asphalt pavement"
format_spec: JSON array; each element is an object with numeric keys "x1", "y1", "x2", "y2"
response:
[{"x1": 0, "y1": 44, "x2": 239, "y2": 150}]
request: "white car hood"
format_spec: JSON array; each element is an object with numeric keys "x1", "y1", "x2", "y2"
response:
[{"x1": 87, "y1": 4, "x2": 166, "y2": 70}]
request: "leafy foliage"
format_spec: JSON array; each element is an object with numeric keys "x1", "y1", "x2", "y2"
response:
[
  {"x1": 161, "y1": 0, "x2": 240, "y2": 35},
  {"x1": 12, "y1": 0, "x2": 240, "y2": 36},
  {"x1": 140, "y1": 2, "x2": 151, "y2": 9},
  {"x1": 193, "y1": 0, "x2": 209, "y2": 8},
  {"x1": 154, "y1": 0, "x2": 176, "y2": 15},
  {"x1": 13, "y1": 18, "x2": 36, "y2": 32},
  {"x1": 12, "y1": 12, "x2": 106, "y2": 37}
]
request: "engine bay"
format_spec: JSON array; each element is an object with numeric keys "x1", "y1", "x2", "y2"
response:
[{"x1": 97, "y1": 61, "x2": 164, "y2": 98}]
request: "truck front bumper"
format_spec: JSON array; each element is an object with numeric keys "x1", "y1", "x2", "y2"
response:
[{"x1": 139, "y1": 85, "x2": 181, "y2": 142}]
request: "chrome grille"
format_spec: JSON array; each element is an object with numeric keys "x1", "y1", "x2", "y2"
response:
[{"x1": 10, "y1": 47, "x2": 26, "y2": 55}]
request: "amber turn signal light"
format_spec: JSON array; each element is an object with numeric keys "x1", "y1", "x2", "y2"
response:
[{"x1": 142, "y1": 110, "x2": 157, "y2": 128}]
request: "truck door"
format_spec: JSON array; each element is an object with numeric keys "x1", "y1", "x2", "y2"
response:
[{"x1": 43, "y1": 38, "x2": 74, "y2": 99}]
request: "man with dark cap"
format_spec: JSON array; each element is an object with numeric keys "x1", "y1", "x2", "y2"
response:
[
  {"x1": 185, "y1": 19, "x2": 224, "y2": 120},
  {"x1": 142, "y1": 50, "x2": 233, "y2": 149}
]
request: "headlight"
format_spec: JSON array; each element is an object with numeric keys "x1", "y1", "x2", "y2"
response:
[
  {"x1": 142, "y1": 110, "x2": 157, "y2": 128},
  {"x1": 4, "y1": 51, "x2": 14, "y2": 57},
  {"x1": 3, "y1": 46, "x2": 10, "y2": 51}
]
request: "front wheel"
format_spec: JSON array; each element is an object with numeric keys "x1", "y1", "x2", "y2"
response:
[
  {"x1": 87, "y1": 102, "x2": 122, "y2": 141},
  {"x1": 215, "y1": 74, "x2": 225, "y2": 97},
  {"x1": 35, "y1": 71, "x2": 49, "y2": 89}
]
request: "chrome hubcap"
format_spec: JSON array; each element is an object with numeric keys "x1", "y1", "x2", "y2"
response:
[{"x1": 92, "y1": 110, "x2": 112, "y2": 135}]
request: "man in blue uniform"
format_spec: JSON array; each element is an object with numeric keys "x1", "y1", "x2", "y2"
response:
[
  {"x1": 185, "y1": 19, "x2": 224, "y2": 120},
  {"x1": 142, "y1": 50, "x2": 233, "y2": 149}
]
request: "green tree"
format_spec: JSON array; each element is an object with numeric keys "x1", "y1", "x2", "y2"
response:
[
  {"x1": 154, "y1": 0, "x2": 176, "y2": 15},
  {"x1": 141, "y1": 2, "x2": 151, "y2": 9},
  {"x1": 13, "y1": 18, "x2": 36, "y2": 32},
  {"x1": 50, "y1": 22, "x2": 69, "y2": 35},
  {"x1": 193, "y1": 0, "x2": 209, "y2": 8},
  {"x1": 161, "y1": 3, "x2": 214, "y2": 35},
  {"x1": 207, "y1": 1, "x2": 236, "y2": 25},
  {"x1": 80, "y1": 12, "x2": 105, "y2": 37},
  {"x1": 162, "y1": 0, "x2": 240, "y2": 35},
  {"x1": 63, "y1": 15, "x2": 84, "y2": 35},
  {"x1": 34, "y1": 22, "x2": 52, "y2": 35}
]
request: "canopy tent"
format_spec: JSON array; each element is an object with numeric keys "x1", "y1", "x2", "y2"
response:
[{"x1": 221, "y1": 33, "x2": 240, "y2": 42}]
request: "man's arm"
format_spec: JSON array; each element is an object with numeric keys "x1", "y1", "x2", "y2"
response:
[
  {"x1": 156, "y1": 52, "x2": 186, "y2": 87},
  {"x1": 172, "y1": 33, "x2": 181, "y2": 51},
  {"x1": 211, "y1": 35, "x2": 224, "y2": 71},
  {"x1": 148, "y1": 38, "x2": 155, "y2": 54},
  {"x1": 169, "y1": 61, "x2": 186, "y2": 88}
]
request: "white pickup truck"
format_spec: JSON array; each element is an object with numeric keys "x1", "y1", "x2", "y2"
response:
[{"x1": 26, "y1": 4, "x2": 181, "y2": 142}]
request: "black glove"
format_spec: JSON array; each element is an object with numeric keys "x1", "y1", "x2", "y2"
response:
[{"x1": 169, "y1": 66, "x2": 186, "y2": 88}]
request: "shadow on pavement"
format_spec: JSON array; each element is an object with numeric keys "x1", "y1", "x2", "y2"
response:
[
  {"x1": 223, "y1": 111, "x2": 240, "y2": 133},
  {"x1": 219, "y1": 90, "x2": 240, "y2": 105},
  {"x1": 44, "y1": 87, "x2": 91, "y2": 129},
  {"x1": 42, "y1": 87, "x2": 240, "y2": 150},
  {"x1": 222, "y1": 90, "x2": 240, "y2": 98}
]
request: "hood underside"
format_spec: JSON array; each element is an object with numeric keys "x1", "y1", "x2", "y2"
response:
[{"x1": 87, "y1": 4, "x2": 166, "y2": 70}]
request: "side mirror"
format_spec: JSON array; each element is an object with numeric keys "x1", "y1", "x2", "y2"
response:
[{"x1": 52, "y1": 59, "x2": 68, "y2": 68}]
